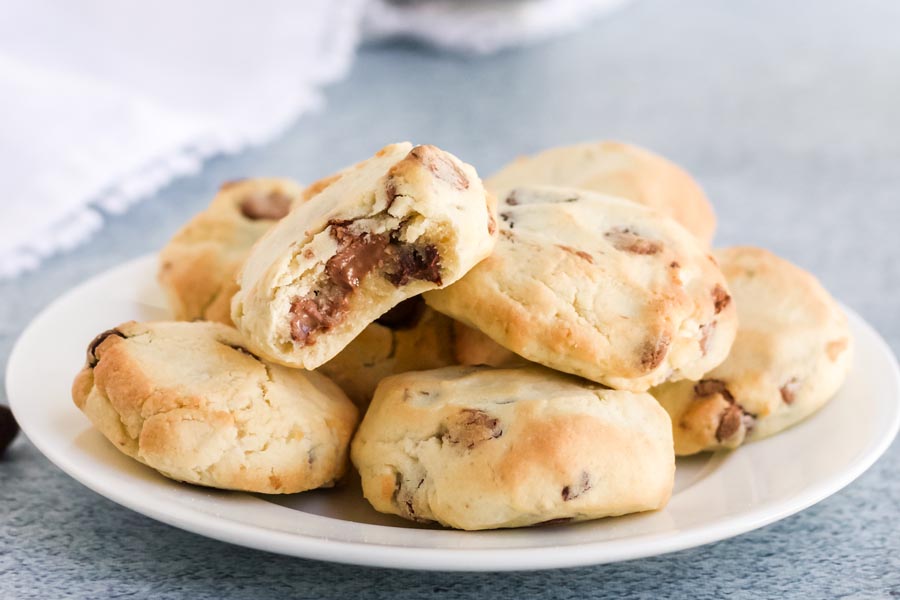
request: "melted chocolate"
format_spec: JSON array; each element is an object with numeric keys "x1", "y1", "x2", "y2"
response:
[{"x1": 289, "y1": 221, "x2": 443, "y2": 345}]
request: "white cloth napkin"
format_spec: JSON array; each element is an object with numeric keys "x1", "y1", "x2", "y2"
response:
[{"x1": 0, "y1": 0, "x2": 629, "y2": 279}]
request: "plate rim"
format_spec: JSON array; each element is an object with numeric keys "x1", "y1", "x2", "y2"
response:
[{"x1": 7, "y1": 253, "x2": 900, "y2": 571}]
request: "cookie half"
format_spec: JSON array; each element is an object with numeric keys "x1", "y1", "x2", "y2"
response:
[
  {"x1": 486, "y1": 141, "x2": 716, "y2": 245},
  {"x1": 71, "y1": 321, "x2": 358, "y2": 493},
  {"x1": 425, "y1": 186, "x2": 737, "y2": 392},
  {"x1": 158, "y1": 178, "x2": 303, "y2": 325},
  {"x1": 232, "y1": 142, "x2": 497, "y2": 369},
  {"x1": 651, "y1": 246, "x2": 853, "y2": 455},
  {"x1": 351, "y1": 366, "x2": 675, "y2": 530}
]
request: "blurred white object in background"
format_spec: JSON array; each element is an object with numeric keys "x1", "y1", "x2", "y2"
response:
[{"x1": 0, "y1": 0, "x2": 631, "y2": 279}]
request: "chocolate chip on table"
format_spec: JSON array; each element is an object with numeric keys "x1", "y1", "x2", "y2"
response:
[
  {"x1": 376, "y1": 297, "x2": 426, "y2": 330},
  {"x1": 239, "y1": 190, "x2": 292, "y2": 220},
  {"x1": 605, "y1": 227, "x2": 663, "y2": 255},
  {"x1": 0, "y1": 405, "x2": 20, "y2": 459}
]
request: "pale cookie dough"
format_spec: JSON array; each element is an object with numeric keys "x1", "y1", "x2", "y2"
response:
[
  {"x1": 232, "y1": 142, "x2": 496, "y2": 369},
  {"x1": 486, "y1": 141, "x2": 716, "y2": 245},
  {"x1": 651, "y1": 246, "x2": 853, "y2": 455},
  {"x1": 158, "y1": 178, "x2": 303, "y2": 325},
  {"x1": 425, "y1": 186, "x2": 737, "y2": 392},
  {"x1": 351, "y1": 365, "x2": 675, "y2": 530},
  {"x1": 71, "y1": 321, "x2": 358, "y2": 493}
]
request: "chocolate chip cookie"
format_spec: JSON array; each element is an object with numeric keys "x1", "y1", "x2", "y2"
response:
[
  {"x1": 72, "y1": 321, "x2": 358, "y2": 493},
  {"x1": 651, "y1": 246, "x2": 853, "y2": 455},
  {"x1": 158, "y1": 178, "x2": 303, "y2": 325},
  {"x1": 351, "y1": 365, "x2": 674, "y2": 530},
  {"x1": 486, "y1": 141, "x2": 716, "y2": 245},
  {"x1": 425, "y1": 186, "x2": 738, "y2": 392},
  {"x1": 232, "y1": 142, "x2": 497, "y2": 370}
]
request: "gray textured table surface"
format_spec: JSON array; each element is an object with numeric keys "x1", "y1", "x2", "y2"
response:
[{"x1": 3, "y1": 0, "x2": 900, "y2": 597}]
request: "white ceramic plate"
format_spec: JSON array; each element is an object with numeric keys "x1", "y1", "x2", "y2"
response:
[{"x1": 7, "y1": 254, "x2": 900, "y2": 571}]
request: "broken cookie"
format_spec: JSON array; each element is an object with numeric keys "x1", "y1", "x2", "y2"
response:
[
  {"x1": 232, "y1": 142, "x2": 496, "y2": 369},
  {"x1": 71, "y1": 321, "x2": 358, "y2": 493}
]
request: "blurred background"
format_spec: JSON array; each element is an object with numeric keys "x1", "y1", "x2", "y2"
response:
[{"x1": 2, "y1": 0, "x2": 899, "y2": 597}]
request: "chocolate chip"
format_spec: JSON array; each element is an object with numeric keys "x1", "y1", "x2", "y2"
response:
[
  {"x1": 500, "y1": 212, "x2": 515, "y2": 229},
  {"x1": 715, "y1": 403, "x2": 744, "y2": 442},
  {"x1": 562, "y1": 471, "x2": 592, "y2": 501},
  {"x1": 670, "y1": 261, "x2": 681, "y2": 269},
  {"x1": 712, "y1": 284, "x2": 731, "y2": 314},
  {"x1": 325, "y1": 230, "x2": 390, "y2": 290},
  {"x1": 393, "y1": 474, "x2": 433, "y2": 523},
  {"x1": 376, "y1": 297, "x2": 426, "y2": 330},
  {"x1": 290, "y1": 219, "x2": 442, "y2": 345},
  {"x1": 86, "y1": 328, "x2": 126, "y2": 367},
  {"x1": 385, "y1": 244, "x2": 442, "y2": 287},
  {"x1": 0, "y1": 405, "x2": 19, "y2": 459},
  {"x1": 239, "y1": 190, "x2": 292, "y2": 220},
  {"x1": 443, "y1": 409, "x2": 502, "y2": 449},
  {"x1": 290, "y1": 296, "x2": 347, "y2": 345},
  {"x1": 505, "y1": 191, "x2": 519, "y2": 206},
  {"x1": 409, "y1": 145, "x2": 469, "y2": 190},
  {"x1": 556, "y1": 245, "x2": 593, "y2": 263},
  {"x1": 780, "y1": 378, "x2": 800, "y2": 405},
  {"x1": 605, "y1": 227, "x2": 662, "y2": 255},
  {"x1": 694, "y1": 379, "x2": 734, "y2": 403},
  {"x1": 640, "y1": 335, "x2": 670, "y2": 371}
]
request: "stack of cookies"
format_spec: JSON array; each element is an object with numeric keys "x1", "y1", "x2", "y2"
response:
[{"x1": 72, "y1": 141, "x2": 853, "y2": 530}]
